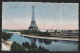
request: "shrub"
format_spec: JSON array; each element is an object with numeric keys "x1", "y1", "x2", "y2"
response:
[
  {"x1": 2, "y1": 32, "x2": 13, "y2": 41},
  {"x1": 38, "y1": 46, "x2": 49, "y2": 51},
  {"x1": 11, "y1": 42, "x2": 26, "y2": 51},
  {"x1": 22, "y1": 42, "x2": 30, "y2": 49}
]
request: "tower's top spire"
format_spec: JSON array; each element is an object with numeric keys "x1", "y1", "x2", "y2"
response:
[{"x1": 32, "y1": 5, "x2": 35, "y2": 21}]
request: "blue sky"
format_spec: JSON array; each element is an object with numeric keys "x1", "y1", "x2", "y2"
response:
[{"x1": 2, "y1": 2, "x2": 79, "y2": 30}]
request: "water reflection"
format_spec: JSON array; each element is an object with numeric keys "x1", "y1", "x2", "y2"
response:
[
  {"x1": 38, "y1": 39, "x2": 43, "y2": 43},
  {"x1": 9, "y1": 34, "x2": 78, "y2": 51},
  {"x1": 59, "y1": 40, "x2": 78, "y2": 45},
  {"x1": 22, "y1": 41, "x2": 49, "y2": 51},
  {"x1": 38, "y1": 39, "x2": 59, "y2": 44},
  {"x1": 38, "y1": 39, "x2": 52, "y2": 44},
  {"x1": 30, "y1": 38, "x2": 36, "y2": 45},
  {"x1": 52, "y1": 40, "x2": 58, "y2": 42},
  {"x1": 24, "y1": 36, "x2": 52, "y2": 45},
  {"x1": 43, "y1": 39, "x2": 52, "y2": 44}
]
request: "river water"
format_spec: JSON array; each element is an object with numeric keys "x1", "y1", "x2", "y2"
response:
[{"x1": 9, "y1": 33, "x2": 78, "y2": 51}]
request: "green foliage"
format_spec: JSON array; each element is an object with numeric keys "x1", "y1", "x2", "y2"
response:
[
  {"x1": 38, "y1": 46, "x2": 49, "y2": 51},
  {"x1": 22, "y1": 41, "x2": 49, "y2": 51},
  {"x1": 20, "y1": 30, "x2": 51, "y2": 37},
  {"x1": 20, "y1": 30, "x2": 30, "y2": 35},
  {"x1": 38, "y1": 31, "x2": 51, "y2": 37},
  {"x1": 11, "y1": 42, "x2": 26, "y2": 51},
  {"x1": 20, "y1": 30, "x2": 39, "y2": 35},
  {"x1": 29, "y1": 43, "x2": 37, "y2": 51},
  {"x1": 22, "y1": 42, "x2": 37, "y2": 51},
  {"x1": 30, "y1": 43, "x2": 37, "y2": 48},
  {"x1": 22, "y1": 42, "x2": 30, "y2": 49},
  {"x1": 2, "y1": 32, "x2": 13, "y2": 41},
  {"x1": 10, "y1": 30, "x2": 18, "y2": 32}
]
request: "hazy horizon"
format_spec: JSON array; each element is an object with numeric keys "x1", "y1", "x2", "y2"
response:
[{"x1": 2, "y1": 2, "x2": 79, "y2": 30}]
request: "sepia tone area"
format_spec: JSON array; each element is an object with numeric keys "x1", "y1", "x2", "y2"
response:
[{"x1": 2, "y1": 2, "x2": 79, "y2": 51}]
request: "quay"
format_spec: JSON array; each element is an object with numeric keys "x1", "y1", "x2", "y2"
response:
[{"x1": 7, "y1": 32, "x2": 79, "y2": 41}]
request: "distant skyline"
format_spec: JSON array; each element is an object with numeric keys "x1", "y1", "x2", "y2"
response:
[{"x1": 2, "y1": 2, "x2": 79, "y2": 30}]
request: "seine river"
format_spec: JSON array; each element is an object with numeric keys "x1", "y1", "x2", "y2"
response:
[{"x1": 9, "y1": 33, "x2": 78, "y2": 51}]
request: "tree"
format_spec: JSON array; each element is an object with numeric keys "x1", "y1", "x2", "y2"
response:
[
  {"x1": 20, "y1": 30, "x2": 51, "y2": 37},
  {"x1": 38, "y1": 46, "x2": 49, "y2": 52},
  {"x1": 29, "y1": 43, "x2": 37, "y2": 51},
  {"x1": 38, "y1": 31, "x2": 51, "y2": 37},
  {"x1": 11, "y1": 42, "x2": 26, "y2": 51},
  {"x1": 2, "y1": 32, "x2": 13, "y2": 41},
  {"x1": 22, "y1": 42, "x2": 30, "y2": 49}
]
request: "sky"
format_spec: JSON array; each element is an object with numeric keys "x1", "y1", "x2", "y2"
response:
[{"x1": 2, "y1": 2, "x2": 79, "y2": 30}]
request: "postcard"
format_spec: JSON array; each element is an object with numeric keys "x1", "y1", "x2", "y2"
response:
[{"x1": 2, "y1": 2, "x2": 79, "y2": 52}]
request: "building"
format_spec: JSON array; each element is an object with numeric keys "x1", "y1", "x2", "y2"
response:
[
  {"x1": 47, "y1": 29, "x2": 78, "y2": 36},
  {"x1": 28, "y1": 6, "x2": 39, "y2": 31},
  {"x1": 60, "y1": 30, "x2": 78, "y2": 36}
]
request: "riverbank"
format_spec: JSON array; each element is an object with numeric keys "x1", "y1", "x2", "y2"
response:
[
  {"x1": 2, "y1": 39, "x2": 13, "y2": 50},
  {"x1": 8, "y1": 32, "x2": 79, "y2": 41},
  {"x1": 20, "y1": 34, "x2": 79, "y2": 41}
]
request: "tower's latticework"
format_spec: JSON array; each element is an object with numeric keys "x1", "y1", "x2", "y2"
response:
[{"x1": 29, "y1": 6, "x2": 39, "y2": 31}]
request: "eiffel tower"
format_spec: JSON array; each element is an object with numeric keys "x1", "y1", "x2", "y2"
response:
[{"x1": 28, "y1": 6, "x2": 39, "y2": 31}]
